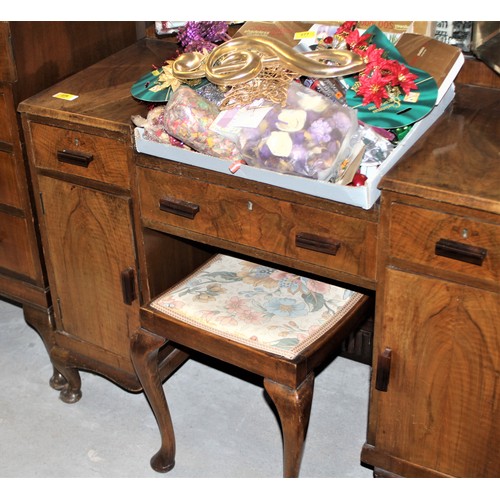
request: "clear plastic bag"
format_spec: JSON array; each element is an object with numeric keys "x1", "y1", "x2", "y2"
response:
[
  {"x1": 132, "y1": 105, "x2": 190, "y2": 149},
  {"x1": 235, "y1": 81, "x2": 358, "y2": 181},
  {"x1": 164, "y1": 86, "x2": 241, "y2": 161}
]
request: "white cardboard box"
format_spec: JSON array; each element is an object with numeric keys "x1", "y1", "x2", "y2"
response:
[{"x1": 134, "y1": 85, "x2": 455, "y2": 210}]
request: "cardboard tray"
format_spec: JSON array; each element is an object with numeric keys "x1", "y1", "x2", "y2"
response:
[{"x1": 134, "y1": 85, "x2": 455, "y2": 210}]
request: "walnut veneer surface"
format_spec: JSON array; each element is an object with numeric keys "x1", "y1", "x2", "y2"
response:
[
  {"x1": 363, "y1": 77, "x2": 499, "y2": 478},
  {"x1": 16, "y1": 38, "x2": 500, "y2": 477}
]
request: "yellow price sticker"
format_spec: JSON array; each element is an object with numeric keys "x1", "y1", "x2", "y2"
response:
[
  {"x1": 294, "y1": 31, "x2": 316, "y2": 40},
  {"x1": 52, "y1": 92, "x2": 79, "y2": 101}
]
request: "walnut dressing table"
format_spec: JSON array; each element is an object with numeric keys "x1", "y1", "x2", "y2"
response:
[{"x1": 17, "y1": 38, "x2": 499, "y2": 477}]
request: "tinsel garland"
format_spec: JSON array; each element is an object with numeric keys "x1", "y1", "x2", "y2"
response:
[{"x1": 177, "y1": 21, "x2": 230, "y2": 53}]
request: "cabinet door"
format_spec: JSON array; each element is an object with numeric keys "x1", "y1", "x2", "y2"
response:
[
  {"x1": 373, "y1": 268, "x2": 500, "y2": 477},
  {"x1": 37, "y1": 175, "x2": 139, "y2": 361}
]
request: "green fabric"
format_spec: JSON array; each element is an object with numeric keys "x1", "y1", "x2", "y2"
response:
[{"x1": 345, "y1": 25, "x2": 438, "y2": 129}]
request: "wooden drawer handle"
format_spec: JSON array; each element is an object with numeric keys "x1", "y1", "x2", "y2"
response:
[
  {"x1": 159, "y1": 197, "x2": 200, "y2": 219},
  {"x1": 375, "y1": 347, "x2": 392, "y2": 392},
  {"x1": 57, "y1": 149, "x2": 94, "y2": 168},
  {"x1": 295, "y1": 232, "x2": 340, "y2": 256},
  {"x1": 120, "y1": 268, "x2": 136, "y2": 305},
  {"x1": 435, "y1": 238, "x2": 487, "y2": 266},
  {"x1": 0, "y1": 141, "x2": 13, "y2": 154}
]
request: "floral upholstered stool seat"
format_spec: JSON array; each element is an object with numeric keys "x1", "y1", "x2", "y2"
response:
[{"x1": 132, "y1": 254, "x2": 372, "y2": 477}]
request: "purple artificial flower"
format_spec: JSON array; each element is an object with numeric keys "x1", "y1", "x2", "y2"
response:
[
  {"x1": 290, "y1": 144, "x2": 308, "y2": 165},
  {"x1": 309, "y1": 119, "x2": 333, "y2": 144},
  {"x1": 330, "y1": 111, "x2": 353, "y2": 133}
]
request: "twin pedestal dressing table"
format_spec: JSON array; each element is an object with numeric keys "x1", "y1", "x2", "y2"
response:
[{"x1": 11, "y1": 37, "x2": 500, "y2": 477}]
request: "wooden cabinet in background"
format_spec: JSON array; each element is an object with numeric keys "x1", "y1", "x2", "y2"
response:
[{"x1": 0, "y1": 21, "x2": 139, "y2": 390}]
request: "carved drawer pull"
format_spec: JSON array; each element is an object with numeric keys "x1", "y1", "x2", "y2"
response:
[
  {"x1": 57, "y1": 149, "x2": 94, "y2": 168},
  {"x1": 159, "y1": 197, "x2": 200, "y2": 219},
  {"x1": 295, "y1": 232, "x2": 341, "y2": 256},
  {"x1": 435, "y1": 238, "x2": 487, "y2": 266},
  {"x1": 120, "y1": 268, "x2": 136, "y2": 305},
  {"x1": 375, "y1": 347, "x2": 392, "y2": 392}
]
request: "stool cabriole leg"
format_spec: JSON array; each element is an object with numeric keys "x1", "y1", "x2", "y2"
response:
[
  {"x1": 264, "y1": 373, "x2": 314, "y2": 478},
  {"x1": 131, "y1": 328, "x2": 176, "y2": 473}
]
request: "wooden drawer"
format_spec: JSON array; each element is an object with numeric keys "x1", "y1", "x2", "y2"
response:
[
  {"x1": 0, "y1": 211, "x2": 38, "y2": 280},
  {"x1": 0, "y1": 86, "x2": 15, "y2": 144},
  {"x1": 0, "y1": 149, "x2": 23, "y2": 209},
  {"x1": 138, "y1": 167, "x2": 377, "y2": 281},
  {"x1": 30, "y1": 121, "x2": 130, "y2": 189},
  {"x1": 389, "y1": 202, "x2": 499, "y2": 285}
]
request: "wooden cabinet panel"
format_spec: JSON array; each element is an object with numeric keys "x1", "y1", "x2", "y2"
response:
[
  {"x1": 0, "y1": 85, "x2": 16, "y2": 144},
  {"x1": 0, "y1": 22, "x2": 15, "y2": 82},
  {"x1": 31, "y1": 122, "x2": 130, "y2": 189},
  {"x1": 0, "y1": 150, "x2": 23, "y2": 209},
  {"x1": 0, "y1": 85, "x2": 24, "y2": 209},
  {"x1": 0, "y1": 211, "x2": 38, "y2": 280},
  {"x1": 37, "y1": 175, "x2": 139, "y2": 360},
  {"x1": 138, "y1": 167, "x2": 378, "y2": 281},
  {"x1": 372, "y1": 268, "x2": 500, "y2": 477}
]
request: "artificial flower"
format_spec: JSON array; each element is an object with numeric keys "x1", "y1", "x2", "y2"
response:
[
  {"x1": 392, "y1": 62, "x2": 419, "y2": 94},
  {"x1": 335, "y1": 21, "x2": 357, "y2": 39},
  {"x1": 356, "y1": 69, "x2": 390, "y2": 108},
  {"x1": 148, "y1": 60, "x2": 183, "y2": 93},
  {"x1": 345, "y1": 29, "x2": 372, "y2": 52},
  {"x1": 362, "y1": 44, "x2": 386, "y2": 71},
  {"x1": 335, "y1": 21, "x2": 421, "y2": 108}
]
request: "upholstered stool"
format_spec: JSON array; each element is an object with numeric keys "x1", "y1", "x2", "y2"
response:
[{"x1": 132, "y1": 254, "x2": 372, "y2": 477}]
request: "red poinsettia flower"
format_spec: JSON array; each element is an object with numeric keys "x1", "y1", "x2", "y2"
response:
[
  {"x1": 356, "y1": 69, "x2": 390, "y2": 108},
  {"x1": 335, "y1": 21, "x2": 357, "y2": 38},
  {"x1": 339, "y1": 21, "x2": 421, "y2": 108},
  {"x1": 363, "y1": 44, "x2": 386, "y2": 71},
  {"x1": 393, "y1": 62, "x2": 419, "y2": 94},
  {"x1": 378, "y1": 59, "x2": 400, "y2": 86},
  {"x1": 345, "y1": 29, "x2": 372, "y2": 51}
]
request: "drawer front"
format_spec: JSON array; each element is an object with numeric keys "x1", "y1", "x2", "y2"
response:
[
  {"x1": 30, "y1": 122, "x2": 130, "y2": 188},
  {"x1": 390, "y1": 202, "x2": 499, "y2": 284},
  {"x1": 0, "y1": 150, "x2": 23, "y2": 208},
  {"x1": 138, "y1": 168, "x2": 377, "y2": 281},
  {"x1": 0, "y1": 86, "x2": 15, "y2": 144},
  {"x1": 0, "y1": 211, "x2": 38, "y2": 280}
]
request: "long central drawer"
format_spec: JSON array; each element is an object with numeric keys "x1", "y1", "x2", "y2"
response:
[{"x1": 137, "y1": 166, "x2": 378, "y2": 282}]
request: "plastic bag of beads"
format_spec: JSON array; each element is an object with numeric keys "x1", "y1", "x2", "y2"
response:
[
  {"x1": 233, "y1": 81, "x2": 357, "y2": 181},
  {"x1": 163, "y1": 85, "x2": 241, "y2": 161}
]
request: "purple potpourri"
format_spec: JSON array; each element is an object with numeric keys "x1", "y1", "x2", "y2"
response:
[{"x1": 236, "y1": 82, "x2": 357, "y2": 181}]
